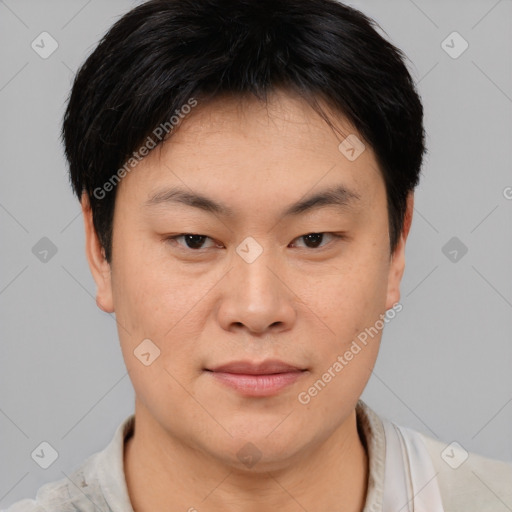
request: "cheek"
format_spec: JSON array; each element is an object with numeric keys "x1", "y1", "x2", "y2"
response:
[
  {"x1": 297, "y1": 243, "x2": 390, "y2": 403},
  {"x1": 110, "y1": 242, "x2": 223, "y2": 377},
  {"x1": 295, "y1": 261, "x2": 388, "y2": 422},
  {"x1": 111, "y1": 237, "x2": 196, "y2": 332},
  {"x1": 110, "y1": 251, "x2": 209, "y2": 424},
  {"x1": 302, "y1": 253, "x2": 390, "y2": 344}
]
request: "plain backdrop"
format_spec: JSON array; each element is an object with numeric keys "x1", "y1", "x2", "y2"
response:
[{"x1": 1, "y1": 0, "x2": 511, "y2": 507}]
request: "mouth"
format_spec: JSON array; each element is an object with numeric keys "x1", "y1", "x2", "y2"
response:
[{"x1": 204, "y1": 359, "x2": 308, "y2": 397}]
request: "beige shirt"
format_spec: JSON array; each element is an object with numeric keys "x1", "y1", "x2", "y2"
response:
[{"x1": 3, "y1": 400, "x2": 511, "y2": 511}]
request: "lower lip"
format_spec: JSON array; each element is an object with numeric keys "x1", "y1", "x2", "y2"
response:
[{"x1": 208, "y1": 371, "x2": 305, "y2": 397}]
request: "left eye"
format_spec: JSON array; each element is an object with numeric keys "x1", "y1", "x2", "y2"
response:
[
  {"x1": 289, "y1": 232, "x2": 340, "y2": 249},
  {"x1": 167, "y1": 232, "x2": 341, "y2": 251}
]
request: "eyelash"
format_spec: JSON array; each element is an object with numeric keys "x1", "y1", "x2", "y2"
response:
[{"x1": 165, "y1": 232, "x2": 346, "y2": 252}]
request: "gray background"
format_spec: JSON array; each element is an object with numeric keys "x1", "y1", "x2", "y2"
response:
[{"x1": 1, "y1": 0, "x2": 511, "y2": 507}]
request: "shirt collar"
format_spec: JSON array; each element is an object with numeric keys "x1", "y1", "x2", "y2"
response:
[
  {"x1": 92, "y1": 399, "x2": 386, "y2": 512},
  {"x1": 356, "y1": 399, "x2": 387, "y2": 511}
]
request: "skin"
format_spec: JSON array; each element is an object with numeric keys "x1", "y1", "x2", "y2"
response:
[{"x1": 82, "y1": 90, "x2": 414, "y2": 512}]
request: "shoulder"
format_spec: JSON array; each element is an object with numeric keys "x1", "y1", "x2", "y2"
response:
[
  {"x1": 1, "y1": 460, "x2": 110, "y2": 512},
  {"x1": 1, "y1": 475, "x2": 79, "y2": 511},
  {"x1": 419, "y1": 433, "x2": 512, "y2": 512},
  {"x1": 2, "y1": 414, "x2": 135, "y2": 512}
]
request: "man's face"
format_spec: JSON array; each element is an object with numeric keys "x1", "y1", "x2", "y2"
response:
[{"x1": 85, "y1": 91, "x2": 408, "y2": 469}]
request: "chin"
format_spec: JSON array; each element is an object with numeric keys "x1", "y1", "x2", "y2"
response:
[{"x1": 200, "y1": 416, "x2": 314, "y2": 471}]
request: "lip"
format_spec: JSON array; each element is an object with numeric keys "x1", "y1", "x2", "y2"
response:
[{"x1": 205, "y1": 359, "x2": 307, "y2": 397}]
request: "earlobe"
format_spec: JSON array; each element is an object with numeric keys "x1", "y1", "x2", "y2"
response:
[
  {"x1": 385, "y1": 192, "x2": 414, "y2": 310},
  {"x1": 81, "y1": 193, "x2": 115, "y2": 313}
]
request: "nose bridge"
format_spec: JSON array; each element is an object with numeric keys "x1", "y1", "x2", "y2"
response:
[
  {"x1": 235, "y1": 236, "x2": 283, "y2": 308},
  {"x1": 217, "y1": 236, "x2": 296, "y2": 333}
]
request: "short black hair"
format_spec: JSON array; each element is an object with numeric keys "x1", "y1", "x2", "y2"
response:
[{"x1": 62, "y1": 0, "x2": 426, "y2": 262}]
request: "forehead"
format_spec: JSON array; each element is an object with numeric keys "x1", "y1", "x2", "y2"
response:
[
  {"x1": 116, "y1": 91, "x2": 384, "y2": 215},
  {"x1": 163, "y1": 91, "x2": 372, "y2": 162}
]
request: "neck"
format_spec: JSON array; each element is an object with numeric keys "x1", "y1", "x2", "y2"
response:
[{"x1": 124, "y1": 403, "x2": 368, "y2": 512}]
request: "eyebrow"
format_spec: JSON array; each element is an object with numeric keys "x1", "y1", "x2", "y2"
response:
[{"x1": 144, "y1": 184, "x2": 361, "y2": 218}]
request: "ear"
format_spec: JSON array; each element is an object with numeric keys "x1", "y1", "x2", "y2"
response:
[
  {"x1": 385, "y1": 192, "x2": 414, "y2": 310},
  {"x1": 81, "y1": 193, "x2": 115, "y2": 313}
]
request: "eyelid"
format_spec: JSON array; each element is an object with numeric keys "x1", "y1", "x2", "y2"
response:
[
  {"x1": 165, "y1": 232, "x2": 346, "y2": 252},
  {"x1": 289, "y1": 232, "x2": 344, "y2": 249},
  {"x1": 166, "y1": 234, "x2": 220, "y2": 251}
]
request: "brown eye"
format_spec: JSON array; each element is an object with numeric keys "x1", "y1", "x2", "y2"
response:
[
  {"x1": 291, "y1": 232, "x2": 340, "y2": 249},
  {"x1": 167, "y1": 234, "x2": 217, "y2": 250}
]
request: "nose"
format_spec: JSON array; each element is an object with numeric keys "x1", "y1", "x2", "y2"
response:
[{"x1": 216, "y1": 245, "x2": 297, "y2": 336}]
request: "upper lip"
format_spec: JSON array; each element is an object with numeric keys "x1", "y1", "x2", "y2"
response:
[{"x1": 206, "y1": 359, "x2": 305, "y2": 375}]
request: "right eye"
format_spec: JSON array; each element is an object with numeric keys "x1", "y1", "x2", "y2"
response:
[{"x1": 165, "y1": 234, "x2": 221, "y2": 251}]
